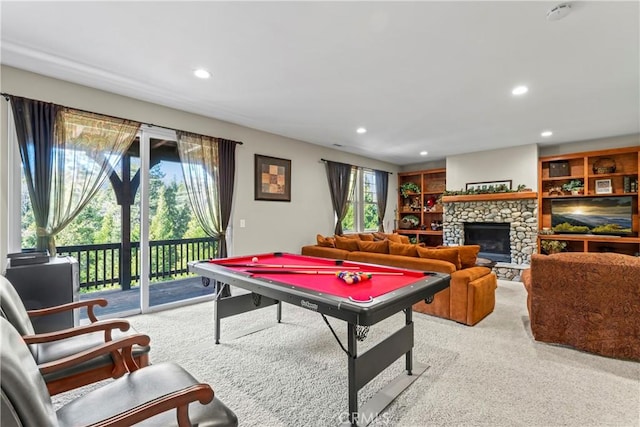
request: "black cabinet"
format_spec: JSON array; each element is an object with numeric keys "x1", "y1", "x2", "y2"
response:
[{"x1": 5, "y1": 256, "x2": 79, "y2": 333}]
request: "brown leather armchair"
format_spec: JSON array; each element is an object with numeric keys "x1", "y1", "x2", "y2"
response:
[
  {"x1": 0, "y1": 275, "x2": 150, "y2": 394},
  {"x1": 521, "y1": 252, "x2": 640, "y2": 360},
  {"x1": 0, "y1": 317, "x2": 238, "y2": 427}
]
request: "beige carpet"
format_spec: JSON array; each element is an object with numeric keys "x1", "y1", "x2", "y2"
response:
[{"x1": 54, "y1": 280, "x2": 640, "y2": 426}]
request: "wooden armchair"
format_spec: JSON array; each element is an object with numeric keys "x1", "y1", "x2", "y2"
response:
[
  {"x1": 0, "y1": 275, "x2": 150, "y2": 394},
  {"x1": 0, "y1": 317, "x2": 238, "y2": 427}
]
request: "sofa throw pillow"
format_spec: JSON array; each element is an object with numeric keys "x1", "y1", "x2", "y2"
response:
[
  {"x1": 334, "y1": 235, "x2": 360, "y2": 251},
  {"x1": 339, "y1": 234, "x2": 361, "y2": 239},
  {"x1": 356, "y1": 240, "x2": 389, "y2": 254},
  {"x1": 358, "y1": 233, "x2": 375, "y2": 241},
  {"x1": 386, "y1": 234, "x2": 410, "y2": 244},
  {"x1": 316, "y1": 234, "x2": 335, "y2": 248},
  {"x1": 437, "y1": 245, "x2": 480, "y2": 269},
  {"x1": 417, "y1": 247, "x2": 462, "y2": 270},
  {"x1": 372, "y1": 232, "x2": 387, "y2": 241},
  {"x1": 388, "y1": 241, "x2": 419, "y2": 257}
]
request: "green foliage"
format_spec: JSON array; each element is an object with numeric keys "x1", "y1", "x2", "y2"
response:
[
  {"x1": 183, "y1": 214, "x2": 208, "y2": 238},
  {"x1": 21, "y1": 190, "x2": 37, "y2": 248},
  {"x1": 20, "y1": 164, "x2": 202, "y2": 250},
  {"x1": 443, "y1": 183, "x2": 522, "y2": 196},
  {"x1": 552, "y1": 222, "x2": 590, "y2": 233},
  {"x1": 591, "y1": 224, "x2": 632, "y2": 235},
  {"x1": 402, "y1": 215, "x2": 420, "y2": 227},
  {"x1": 150, "y1": 182, "x2": 190, "y2": 241},
  {"x1": 95, "y1": 203, "x2": 121, "y2": 243},
  {"x1": 341, "y1": 203, "x2": 355, "y2": 232},
  {"x1": 562, "y1": 179, "x2": 584, "y2": 192},
  {"x1": 540, "y1": 240, "x2": 567, "y2": 254},
  {"x1": 363, "y1": 203, "x2": 379, "y2": 231},
  {"x1": 149, "y1": 164, "x2": 166, "y2": 219},
  {"x1": 400, "y1": 182, "x2": 420, "y2": 198},
  {"x1": 55, "y1": 190, "x2": 117, "y2": 246}
]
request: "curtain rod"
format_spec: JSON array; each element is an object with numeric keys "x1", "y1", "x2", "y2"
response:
[
  {"x1": 321, "y1": 158, "x2": 393, "y2": 175},
  {"x1": 1, "y1": 92, "x2": 243, "y2": 145}
]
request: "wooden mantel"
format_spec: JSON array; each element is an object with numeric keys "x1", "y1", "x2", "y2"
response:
[{"x1": 442, "y1": 191, "x2": 538, "y2": 203}]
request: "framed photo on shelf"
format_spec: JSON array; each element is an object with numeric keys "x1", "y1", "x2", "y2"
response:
[
  {"x1": 255, "y1": 154, "x2": 291, "y2": 201},
  {"x1": 465, "y1": 180, "x2": 512, "y2": 191},
  {"x1": 595, "y1": 179, "x2": 612, "y2": 194}
]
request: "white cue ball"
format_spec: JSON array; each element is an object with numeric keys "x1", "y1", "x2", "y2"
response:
[{"x1": 252, "y1": 257, "x2": 259, "y2": 263}]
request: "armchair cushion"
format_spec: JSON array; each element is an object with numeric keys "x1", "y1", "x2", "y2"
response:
[{"x1": 56, "y1": 363, "x2": 237, "y2": 427}]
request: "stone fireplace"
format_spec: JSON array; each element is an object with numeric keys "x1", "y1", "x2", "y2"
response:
[{"x1": 442, "y1": 195, "x2": 538, "y2": 280}]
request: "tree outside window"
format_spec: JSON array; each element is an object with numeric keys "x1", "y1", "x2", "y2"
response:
[{"x1": 342, "y1": 169, "x2": 379, "y2": 233}]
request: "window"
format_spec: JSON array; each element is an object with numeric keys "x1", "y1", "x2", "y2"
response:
[{"x1": 342, "y1": 168, "x2": 379, "y2": 232}]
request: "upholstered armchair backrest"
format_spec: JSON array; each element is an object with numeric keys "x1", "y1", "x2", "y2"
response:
[
  {"x1": 0, "y1": 318, "x2": 59, "y2": 426},
  {"x1": 0, "y1": 276, "x2": 36, "y2": 336},
  {"x1": 528, "y1": 252, "x2": 640, "y2": 360}
]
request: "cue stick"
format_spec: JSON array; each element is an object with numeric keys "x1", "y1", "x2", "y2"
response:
[
  {"x1": 244, "y1": 269, "x2": 404, "y2": 275},
  {"x1": 220, "y1": 263, "x2": 361, "y2": 270}
]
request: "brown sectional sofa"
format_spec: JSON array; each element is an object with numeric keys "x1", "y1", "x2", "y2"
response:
[
  {"x1": 521, "y1": 252, "x2": 640, "y2": 361},
  {"x1": 301, "y1": 236, "x2": 498, "y2": 326}
]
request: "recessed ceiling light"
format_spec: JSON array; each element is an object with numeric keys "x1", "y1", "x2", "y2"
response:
[
  {"x1": 420, "y1": 151, "x2": 428, "y2": 156},
  {"x1": 541, "y1": 131, "x2": 553, "y2": 137},
  {"x1": 512, "y1": 85, "x2": 528, "y2": 96},
  {"x1": 547, "y1": 4, "x2": 571, "y2": 21},
  {"x1": 356, "y1": 127, "x2": 367, "y2": 134},
  {"x1": 194, "y1": 68, "x2": 211, "y2": 79}
]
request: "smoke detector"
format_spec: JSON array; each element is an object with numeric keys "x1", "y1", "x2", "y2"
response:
[{"x1": 547, "y1": 3, "x2": 571, "y2": 21}]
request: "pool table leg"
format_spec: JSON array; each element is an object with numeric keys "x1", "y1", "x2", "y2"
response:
[
  {"x1": 347, "y1": 323, "x2": 358, "y2": 426},
  {"x1": 214, "y1": 292, "x2": 222, "y2": 345},
  {"x1": 277, "y1": 301, "x2": 282, "y2": 323},
  {"x1": 405, "y1": 308, "x2": 413, "y2": 375}
]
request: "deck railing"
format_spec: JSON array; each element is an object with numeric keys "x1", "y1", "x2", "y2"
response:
[{"x1": 56, "y1": 237, "x2": 217, "y2": 291}]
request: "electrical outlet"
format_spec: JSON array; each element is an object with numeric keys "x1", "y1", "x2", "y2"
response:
[{"x1": 240, "y1": 219, "x2": 246, "y2": 228}]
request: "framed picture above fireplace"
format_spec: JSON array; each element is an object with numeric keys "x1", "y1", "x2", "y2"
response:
[{"x1": 465, "y1": 180, "x2": 512, "y2": 192}]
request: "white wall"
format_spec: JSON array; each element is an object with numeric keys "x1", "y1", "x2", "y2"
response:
[
  {"x1": 539, "y1": 134, "x2": 639, "y2": 157},
  {"x1": 0, "y1": 65, "x2": 399, "y2": 259},
  {"x1": 445, "y1": 144, "x2": 539, "y2": 191},
  {"x1": 398, "y1": 159, "x2": 446, "y2": 173}
]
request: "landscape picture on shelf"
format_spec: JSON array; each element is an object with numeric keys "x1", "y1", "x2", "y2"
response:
[
  {"x1": 551, "y1": 196, "x2": 633, "y2": 236},
  {"x1": 595, "y1": 179, "x2": 612, "y2": 194}
]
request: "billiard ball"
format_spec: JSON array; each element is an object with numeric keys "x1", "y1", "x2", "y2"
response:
[{"x1": 252, "y1": 257, "x2": 259, "y2": 263}]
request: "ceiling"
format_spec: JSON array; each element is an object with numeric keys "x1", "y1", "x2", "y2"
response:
[{"x1": 1, "y1": 1, "x2": 638, "y2": 166}]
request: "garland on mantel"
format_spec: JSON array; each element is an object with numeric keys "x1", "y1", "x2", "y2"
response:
[{"x1": 443, "y1": 184, "x2": 531, "y2": 196}]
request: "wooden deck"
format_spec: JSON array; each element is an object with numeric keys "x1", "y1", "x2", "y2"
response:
[{"x1": 79, "y1": 276, "x2": 215, "y2": 318}]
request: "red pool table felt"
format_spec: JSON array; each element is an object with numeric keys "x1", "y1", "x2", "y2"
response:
[{"x1": 208, "y1": 253, "x2": 427, "y2": 302}]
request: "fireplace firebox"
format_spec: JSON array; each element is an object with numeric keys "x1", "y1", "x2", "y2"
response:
[{"x1": 464, "y1": 222, "x2": 510, "y2": 263}]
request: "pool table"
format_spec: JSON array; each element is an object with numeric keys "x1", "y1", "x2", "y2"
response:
[{"x1": 188, "y1": 252, "x2": 450, "y2": 426}]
